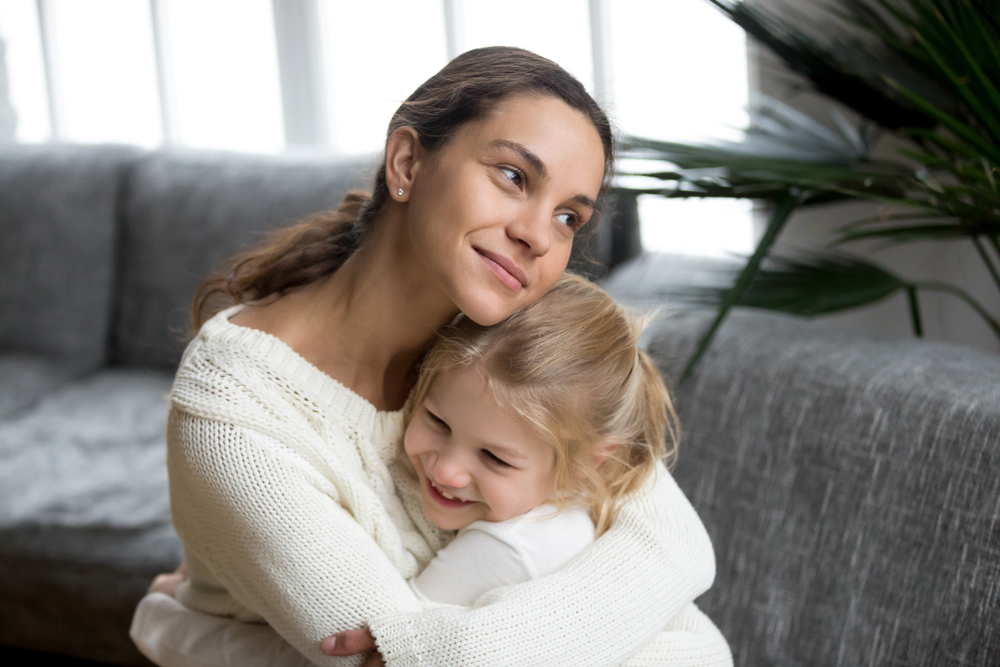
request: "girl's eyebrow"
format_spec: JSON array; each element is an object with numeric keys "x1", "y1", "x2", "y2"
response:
[{"x1": 486, "y1": 139, "x2": 597, "y2": 211}]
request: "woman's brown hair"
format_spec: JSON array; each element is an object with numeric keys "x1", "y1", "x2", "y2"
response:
[{"x1": 193, "y1": 46, "x2": 615, "y2": 329}]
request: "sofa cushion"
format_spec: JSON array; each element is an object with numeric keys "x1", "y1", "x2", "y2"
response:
[
  {"x1": 0, "y1": 353, "x2": 88, "y2": 420},
  {"x1": 0, "y1": 144, "x2": 139, "y2": 368},
  {"x1": 113, "y1": 151, "x2": 375, "y2": 370},
  {"x1": 645, "y1": 308, "x2": 1000, "y2": 667},
  {"x1": 0, "y1": 368, "x2": 181, "y2": 665}
]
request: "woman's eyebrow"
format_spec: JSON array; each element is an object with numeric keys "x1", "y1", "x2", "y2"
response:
[
  {"x1": 487, "y1": 139, "x2": 547, "y2": 179},
  {"x1": 487, "y1": 139, "x2": 597, "y2": 210}
]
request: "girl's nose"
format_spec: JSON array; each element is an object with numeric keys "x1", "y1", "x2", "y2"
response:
[{"x1": 427, "y1": 453, "x2": 472, "y2": 489}]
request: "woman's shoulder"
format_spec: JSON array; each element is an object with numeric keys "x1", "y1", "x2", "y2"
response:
[{"x1": 174, "y1": 306, "x2": 378, "y2": 428}]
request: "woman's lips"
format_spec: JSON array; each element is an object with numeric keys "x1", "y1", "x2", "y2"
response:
[
  {"x1": 475, "y1": 248, "x2": 526, "y2": 292},
  {"x1": 426, "y1": 477, "x2": 474, "y2": 508}
]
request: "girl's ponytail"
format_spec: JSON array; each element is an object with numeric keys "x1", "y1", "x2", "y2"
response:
[
  {"x1": 635, "y1": 345, "x2": 680, "y2": 471},
  {"x1": 589, "y1": 338, "x2": 679, "y2": 536}
]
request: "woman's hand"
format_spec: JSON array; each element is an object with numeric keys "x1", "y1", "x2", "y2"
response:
[
  {"x1": 147, "y1": 560, "x2": 187, "y2": 597},
  {"x1": 321, "y1": 629, "x2": 384, "y2": 667}
]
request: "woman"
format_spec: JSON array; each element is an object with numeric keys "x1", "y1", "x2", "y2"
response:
[{"x1": 152, "y1": 47, "x2": 720, "y2": 667}]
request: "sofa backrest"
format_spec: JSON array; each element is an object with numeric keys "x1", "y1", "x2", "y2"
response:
[
  {"x1": 0, "y1": 144, "x2": 642, "y2": 372},
  {"x1": 0, "y1": 145, "x2": 139, "y2": 370},
  {"x1": 649, "y1": 309, "x2": 1000, "y2": 666},
  {"x1": 112, "y1": 150, "x2": 375, "y2": 369}
]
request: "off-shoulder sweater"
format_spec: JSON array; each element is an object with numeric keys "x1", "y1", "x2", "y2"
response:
[{"x1": 166, "y1": 306, "x2": 726, "y2": 667}]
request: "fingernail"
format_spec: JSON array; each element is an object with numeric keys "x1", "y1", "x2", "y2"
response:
[{"x1": 320, "y1": 636, "x2": 337, "y2": 654}]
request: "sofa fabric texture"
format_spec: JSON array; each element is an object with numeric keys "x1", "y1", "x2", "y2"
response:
[
  {"x1": 114, "y1": 151, "x2": 374, "y2": 370},
  {"x1": 0, "y1": 369, "x2": 179, "y2": 663},
  {"x1": 0, "y1": 145, "x2": 139, "y2": 369},
  {"x1": 648, "y1": 308, "x2": 1000, "y2": 667}
]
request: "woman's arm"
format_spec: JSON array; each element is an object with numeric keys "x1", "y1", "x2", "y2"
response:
[
  {"x1": 167, "y1": 409, "x2": 424, "y2": 667},
  {"x1": 366, "y1": 462, "x2": 716, "y2": 667},
  {"x1": 618, "y1": 603, "x2": 732, "y2": 667}
]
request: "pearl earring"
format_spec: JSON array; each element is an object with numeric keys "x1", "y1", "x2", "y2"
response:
[{"x1": 397, "y1": 188, "x2": 404, "y2": 196}]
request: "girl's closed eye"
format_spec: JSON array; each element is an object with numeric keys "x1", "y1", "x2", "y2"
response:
[
  {"x1": 482, "y1": 449, "x2": 512, "y2": 468},
  {"x1": 426, "y1": 409, "x2": 450, "y2": 431}
]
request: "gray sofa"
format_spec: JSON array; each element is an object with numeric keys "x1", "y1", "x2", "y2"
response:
[{"x1": 0, "y1": 145, "x2": 996, "y2": 667}]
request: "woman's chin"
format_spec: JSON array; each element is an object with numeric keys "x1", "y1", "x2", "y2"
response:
[{"x1": 456, "y1": 292, "x2": 520, "y2": 327}]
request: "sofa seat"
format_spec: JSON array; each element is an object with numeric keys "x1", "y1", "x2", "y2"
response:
[
  {"x1": 0, "y1": 354, "x2": 91, "y2": 420},
  {"x1": 0, "y1": 368, "x2": 181, "y2": 665}
]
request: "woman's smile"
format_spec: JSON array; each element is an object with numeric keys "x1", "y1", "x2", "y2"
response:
[{"x1": 474, "y1": 246, "x2": 527, "y2": 292}]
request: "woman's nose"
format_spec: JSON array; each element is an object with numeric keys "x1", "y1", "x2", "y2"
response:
[{"x1": 508, "y1": 205, "x2": 552, "y2": 256}]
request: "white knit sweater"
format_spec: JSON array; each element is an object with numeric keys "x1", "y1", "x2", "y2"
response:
[{"x1": 167, "y1": 306, "x2": 729, "y2": 667}]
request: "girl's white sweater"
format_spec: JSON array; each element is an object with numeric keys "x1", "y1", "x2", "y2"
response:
[{"x1": 167, "y1": 306, "x2": 727, "y2": 667}]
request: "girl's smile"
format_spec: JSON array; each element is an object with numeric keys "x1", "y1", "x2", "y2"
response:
[{"x1": 403, "y1": 366, "x2": 558, "y2": 531}]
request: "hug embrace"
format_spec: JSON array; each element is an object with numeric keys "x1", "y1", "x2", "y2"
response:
[{"x1": 128, "y1": 46, "x2": 733, "y2": 667}]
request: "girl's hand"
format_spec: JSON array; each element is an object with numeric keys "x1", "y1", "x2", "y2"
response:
[
  {"x1": 147, "y1": 560, "x2": 187, "y2": 597},
  {"x1": 321, "y1": 629, "x2": 384, "y2": 667}
]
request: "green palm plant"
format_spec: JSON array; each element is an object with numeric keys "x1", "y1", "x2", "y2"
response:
[{"x1": 619, "y1": 0, "x2": 1000, "y2": 381}]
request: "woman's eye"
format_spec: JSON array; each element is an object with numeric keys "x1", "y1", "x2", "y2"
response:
[
  {"x1": 499, "y1": 167, "x2": 523, "y2": 188},
  {"x1": 556, "y1": 212, "x2": 583, "y2": 230},
  {"x1": 482, "y1": 450, "x2": 511, "y2": 468}
]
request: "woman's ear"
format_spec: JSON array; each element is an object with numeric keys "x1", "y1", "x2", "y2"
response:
[{"x1": 385, "y1": 127, "x2": 422, "y2": 202}]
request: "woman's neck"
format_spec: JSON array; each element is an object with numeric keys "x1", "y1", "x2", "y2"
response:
[{"x1": 231, "y1": 210, "x2": 458, "y2": 411}]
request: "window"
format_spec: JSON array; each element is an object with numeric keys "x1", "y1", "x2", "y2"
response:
[{"x1": 0, "y1": 0, "x2": 750, "y2": 256}]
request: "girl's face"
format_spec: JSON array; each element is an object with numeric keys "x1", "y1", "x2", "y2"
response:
[
  {"x1": 405, "y1": 93, "x2": 606, "y2": 326},
  {"x1": 404, "y1": 367, "x2": 557, "y2": 531}
]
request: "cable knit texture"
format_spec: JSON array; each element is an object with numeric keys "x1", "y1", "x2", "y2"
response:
[{"x1": 167, "y1": 306, "x2": 728, "y2": 667}]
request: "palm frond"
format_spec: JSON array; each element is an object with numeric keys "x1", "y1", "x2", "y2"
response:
[
  {"x1": 668, "y1": 251, "x2": 909, "y2": 316},
  {"x1": 628, "y1": 0, "x2": 1000, "y2": 377}
]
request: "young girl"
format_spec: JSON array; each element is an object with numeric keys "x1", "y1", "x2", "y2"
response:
[
  {"x1": 131, "y1": 274, "x2": 732, "y2": 666},
  {"x1": 402, "y1": 272, "x2": 678, "y2": 604}
]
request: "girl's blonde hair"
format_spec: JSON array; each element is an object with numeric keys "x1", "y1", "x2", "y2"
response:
[{"x1": 406, "y1": 273, "x2": 678, "y2": 536}]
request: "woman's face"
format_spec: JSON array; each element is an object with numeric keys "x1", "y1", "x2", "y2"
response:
[
  {"x1": 404, "y1": 367, "x2": 557, "y2": 531},
  {"x1": 405, "y1": 93, "x2": 606, "y2": 326}
]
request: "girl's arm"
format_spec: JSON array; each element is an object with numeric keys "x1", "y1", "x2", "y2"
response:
[
  {"x1": 167, "y1": 409, "x2": 424, "y2": 667},
  {"x1": 367, "y1": 461, "x2": 716, "y2": 667}
]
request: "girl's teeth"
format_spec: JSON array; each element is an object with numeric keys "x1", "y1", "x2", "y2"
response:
[{"x1": 431, "y1": 480, "x2": 458, "y2": 500}]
